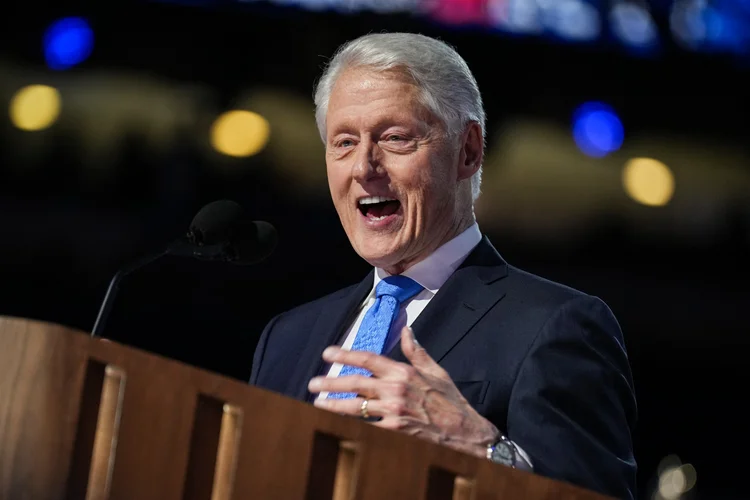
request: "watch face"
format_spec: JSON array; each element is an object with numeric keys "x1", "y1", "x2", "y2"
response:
[{"x1": 491, "y1": 441, "x2": 515, "y2": 466}]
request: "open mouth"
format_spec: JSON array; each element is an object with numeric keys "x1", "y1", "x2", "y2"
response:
[{"x1": 357, "y1": 196, "x2": 401, "y2": 221}]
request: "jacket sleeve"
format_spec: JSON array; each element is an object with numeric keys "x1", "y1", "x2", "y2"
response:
[
  {"x1": 507, "y1": 295, "x2": 637, "y2": 499},
  {"x1": 249, "y1": 313, "x2": 282, "y2": 386}
]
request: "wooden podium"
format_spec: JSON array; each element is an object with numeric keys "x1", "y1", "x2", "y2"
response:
[{"x1": 0, "y1": 316, "x2": 610, "y2": 500}]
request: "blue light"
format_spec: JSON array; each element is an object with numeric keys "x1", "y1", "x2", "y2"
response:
[
  {"x1": 572, "y1": 102, "x2": 624, "y2": 158},
  {"x1": 43, "y1": 17, "x2": 94, "y2": 70}
]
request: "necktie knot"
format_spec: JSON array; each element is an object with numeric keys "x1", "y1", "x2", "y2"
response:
[{"x1": 375, "y1": 275, "x2": 423, "y2": 304}]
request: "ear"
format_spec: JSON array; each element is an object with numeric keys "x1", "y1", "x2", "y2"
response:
[{"x1": 456, "y1": 121, "x2": 483, "y2": 182}]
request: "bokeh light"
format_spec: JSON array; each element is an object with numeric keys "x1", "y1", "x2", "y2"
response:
[
  {"x1": 573, "y1": 101, "x2": 624, "y2": 157},
  {"x1": 9, "y1": 85, "x2": 62, "y2": 131},
  {"x1": 43, "y1": 17, "x2": 94, "y2": 70},
  {"x1": 655, "y1": 455, "x2": 697, "y2": 499},
  {"x1": 210, "y1": 110, "x2": 270, "y2": 158},
  {"x1": 622, "y1": 157, "x2": 675, "y2": 206}
]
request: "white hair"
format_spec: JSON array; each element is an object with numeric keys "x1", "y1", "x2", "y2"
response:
[{"x1": 313, "y1": 32, "x2": 485, "y2": 202}]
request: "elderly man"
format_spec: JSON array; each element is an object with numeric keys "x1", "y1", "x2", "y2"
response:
[{"x1": 250, "y1": 33, "x2": 636, "y2": 499}]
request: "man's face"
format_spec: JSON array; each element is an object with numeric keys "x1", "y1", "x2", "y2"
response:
[{"x1": 325, "y1": 67, "x2": 477, "y2": 274}]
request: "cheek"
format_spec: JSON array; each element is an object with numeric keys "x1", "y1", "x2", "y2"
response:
[
  {"x1": 425, "y1": 153, "x2": 456, "y2": 192},
  {"x1": 399, "y1": 157, "x2": 436, "y2": 193},
  {"x1": 327, "y1": 165, "x2": 345, "y2": 196},
  {"x1": 414, "y1": 160, "x2": 446, "y2": 198},
  {"x1": 327, "y1": 165, "x2": 356, "y2": 221}
]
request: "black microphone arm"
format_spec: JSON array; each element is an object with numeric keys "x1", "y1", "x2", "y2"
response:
[
  {"x1": 90, "y1": 200, "x2": 278, "y2": 338},
  {"x1": 90, "y1": 246, "x2": 171, "y2": 338}
]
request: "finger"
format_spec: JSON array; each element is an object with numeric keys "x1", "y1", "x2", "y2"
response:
[
  {"x1": 400, "y1": 326, "x2": 448, "y2": 378},
  {"x1": 308, "y1": 374, "x2": 380, "y2": 397},
  {"x1": 322, "y1": 346, "x2": 404, "y2": 378},
  {"x1": 373, "y1": 414, "x2": 425, "y2": 433},
  {"x1": 314, "y1": 396, "x2": 388, "y2": 418}
]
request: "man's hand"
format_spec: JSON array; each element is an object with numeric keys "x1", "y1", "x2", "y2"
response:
[{"x1": 308, "y1": 326, "x2": 499, "y2": 458}]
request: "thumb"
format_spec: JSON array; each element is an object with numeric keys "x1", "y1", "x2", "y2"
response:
[{"x1": 400, "y1": 326, "x2": 445, "y2": 376}]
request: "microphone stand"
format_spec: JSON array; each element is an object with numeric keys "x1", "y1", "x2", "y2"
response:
[
  {"x1": 89, "y1": 238, "x2": 233, "y2": 337},
  {"x1": 90, "y1": 248, "x2": 171, "y2": 337},
  {"x1": 89, "y1": 215, "x2": 276, "y2": 338}
]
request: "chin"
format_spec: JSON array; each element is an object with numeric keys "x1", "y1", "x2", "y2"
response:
[{"x1": 353, "y1": 240, "x2": 402, "y2": 270}]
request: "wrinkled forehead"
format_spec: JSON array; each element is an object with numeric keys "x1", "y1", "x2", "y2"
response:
[
  {"x1": 326, "y1": 66, "x2": 445, "y2": 132},
  {"x1": 329, "y1": 66, "x2": 416, "y2": 100}
]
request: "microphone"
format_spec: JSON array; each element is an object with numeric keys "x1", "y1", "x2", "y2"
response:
[
  {"x1": 185, "y1": 200, "x2": 277, "y2": 265},
  {"x1": 91, "y1": 200, "x2": 277, "y2": 337}
]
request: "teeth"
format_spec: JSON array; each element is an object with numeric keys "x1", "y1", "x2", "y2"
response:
[
  {"x1": 358, "y1": 196, "x2": 396, "y2": 206},
  {"x1": 369, "y1": 215, "x2": 388, "y2": 221}
]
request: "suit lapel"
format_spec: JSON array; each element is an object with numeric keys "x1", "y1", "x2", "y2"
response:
[
  {"x1": 288, "y1": 271, "x2": 374, "y2": 401},
  {"x1": 389, "y1": 237, "x2": 509, "y2": 365}
]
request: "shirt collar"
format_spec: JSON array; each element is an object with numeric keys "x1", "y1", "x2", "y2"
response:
[{"x1": 372, "y1": 222, "x2": 482, "y2": 296}]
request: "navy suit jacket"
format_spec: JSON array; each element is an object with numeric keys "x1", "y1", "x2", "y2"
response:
[{"x1": 250, "y1": 237, "x2": 637, "y2": 499}]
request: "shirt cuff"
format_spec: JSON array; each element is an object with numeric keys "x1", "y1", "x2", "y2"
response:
[{"x1": 512, "y1": 440, "x2": 534, "y2": 471}]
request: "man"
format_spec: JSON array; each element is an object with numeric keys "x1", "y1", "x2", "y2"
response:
[{"x1": 250, "y1": 32, "x2": 636, "y2": 499}]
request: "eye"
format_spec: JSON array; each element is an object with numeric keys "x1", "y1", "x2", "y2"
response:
[
  {"x1": 386, "y1": 134, "x2": 406, "y2": 142},
  {"x1": 337, "y1": 138, "x2": 354, "y2": 148}
]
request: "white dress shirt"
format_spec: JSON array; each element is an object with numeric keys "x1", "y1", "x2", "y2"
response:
[{"x1": 317, "y1": 222, "x2": 532, "y2": 469}]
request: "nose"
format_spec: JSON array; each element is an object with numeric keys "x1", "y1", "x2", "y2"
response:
[{"x1": 352, "y1": 138, "x2": 384, "y2": 183}]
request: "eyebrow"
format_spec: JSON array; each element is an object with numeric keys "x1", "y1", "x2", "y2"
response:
[{"x1": 328, "y1": 114, "x2": 429, "y2": 139}]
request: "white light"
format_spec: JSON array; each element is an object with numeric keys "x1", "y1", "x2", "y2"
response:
[
  {"x1": 488, "y1": 0, "x2": 544, "y2": 34},
  {"x1": 670, "y1": 0, "x2": 707, "y2": 48},
  {"x1": 366, "y1": 0, "x2": 420, "y2": 14},
  {"x1": 610, "y1": 3, "x2": 659, "y2": 48},
  {"x1": 658, "y1": 467, "x2": 687, "y2": 499},
  {"x1": 544, "y1": 0, "x2": 601, "y2": 41}
]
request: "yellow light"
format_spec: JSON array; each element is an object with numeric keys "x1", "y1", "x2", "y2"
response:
[
  {"x1": 210, "y1": 110, "x2": 270, "y2": 158},
  {"x1": 9, "y1": 85, "x2": 61, "y2": 131},
  {"x1": 622, "y1": 157, "x2": 675, "y2": 207}
]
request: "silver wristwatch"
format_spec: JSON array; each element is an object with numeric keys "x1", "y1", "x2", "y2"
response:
[{"x1": 486, "y1": 434, "x2": 517, "y2": 468}]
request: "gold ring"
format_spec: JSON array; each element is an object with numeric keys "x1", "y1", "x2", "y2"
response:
[{"x1": 360, "y1": 398, "x2": 370, "y2": 419}]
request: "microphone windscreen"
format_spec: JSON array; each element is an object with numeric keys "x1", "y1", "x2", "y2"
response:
[
  {"x1": 188, "y1": 200, "x2": 244, "y2": 245},
  {"x1": 186, "y1": 200, "x2": 277, "y2": 265},
  {"x1": 232, "y1": 220, "x2": 278, "y2": 265}
]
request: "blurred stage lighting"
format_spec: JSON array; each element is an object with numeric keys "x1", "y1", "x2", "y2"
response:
[
  {"x1": 9, "y1": 85, "x2": 61, "y2": 131},
  {"x1": 572, "y1": 101, "x2": 624, "y2": 158},
  {"x1": 670, "y1": 0, "x2": 749, "y2": 55},
  {"x1": 655, "y1": 454, "x2": 697, "y2": 500},
  {"x1": 43, "y1": 17, "x2": 94, "y2": 70},
  {"x1": 622, "y1": 157, "x2": 675, "y2": 207},
  {"x1": 210, "y1": 110, "x2": 270, "y2": 158},
  {"x1": 546, "y1": 0, "x2": 601, "y2": 41},
  {"x1": 609, "y1": 2, "x2": 659, "y2": 52}
]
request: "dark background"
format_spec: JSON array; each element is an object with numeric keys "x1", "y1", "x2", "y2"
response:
[{"x1": 1, "y1": 1, "x2": 748, "y2": 498}]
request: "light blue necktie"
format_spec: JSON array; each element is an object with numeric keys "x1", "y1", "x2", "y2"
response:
[{"x1": 328, "y1": 275, "x2": 423, "y2": 399}]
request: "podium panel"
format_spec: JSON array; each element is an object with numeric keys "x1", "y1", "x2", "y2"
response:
[{"x1": 0, "y1": 316, "x2": 611, "y2": 500}]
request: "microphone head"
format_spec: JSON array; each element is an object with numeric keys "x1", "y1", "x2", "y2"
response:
[
  {"x1": 186, "y1": 200, "x2": 277, "y2": 265},
  {"x1": 228, "y1": 219, "x2": 278, "y2": 265},
  {"x1": 188, "y1": 199, "x2": 244, "y2": 246}
]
